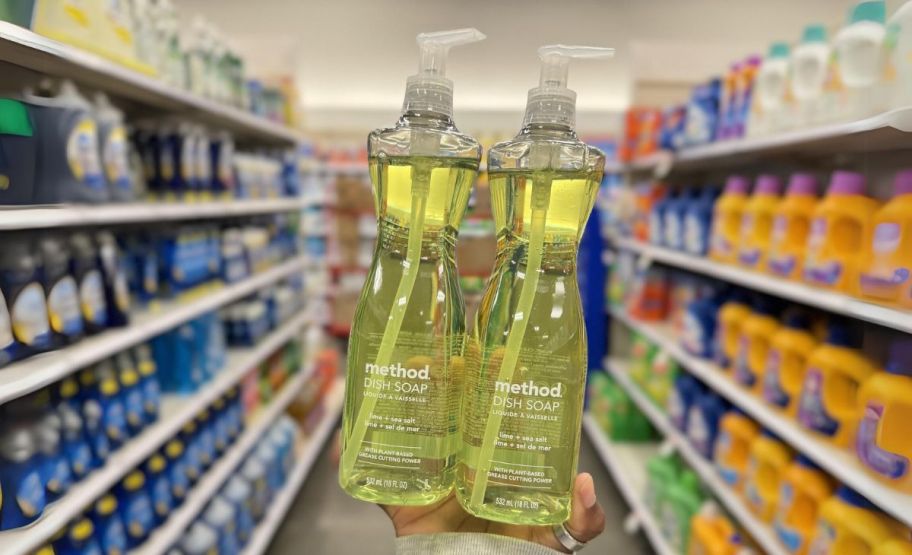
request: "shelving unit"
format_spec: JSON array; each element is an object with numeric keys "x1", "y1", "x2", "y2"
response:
[
  {"x1": 0, "y1": 256, "x2": 307, "y2": 405},
  {"x1": 611, "y1": 237, "x2": 912, "y2": 334},
  {"x1": 582, "y1": 416, "x2": 675, "y2": 555},
  {"x1": 0, "y1": 21, "x2": 302, "y2": 145},
  {"x1": 0, "y1": 311, "x2": 314, "y2": 555},
  {"x1": 603, "y1": 359, "x2": 788, "y2": 555},
  {"x1": 135, "y1": 376, "x2": 342, "y2": 555},
  {"x1": 608, "y1": 306, "x2": 912, "y2": 529}
]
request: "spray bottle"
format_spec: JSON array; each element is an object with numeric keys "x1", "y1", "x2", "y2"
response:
[
  {"x1": 456, "y1": 45, "x2": 611, "y2": 525},
  {"x1": 339, "y1": 28, "x2": 485, "y2": 505}
]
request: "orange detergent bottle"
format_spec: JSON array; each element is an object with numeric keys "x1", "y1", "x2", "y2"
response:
[
  {"x1": 745, "y1": 431, "x2": 794, "y2": 522},
  {"x1": 804, "y1": 170, "x2": 879, "y2": 294},
  {"x1": 714, "y1": 410, "x2": 760, "y2": 492},
  {"x1": 762, "y1": 310, "x2": 818, "y2": 415},
  {"x1": 797, "y1": 322, "x2": 876, "y2": 447},
  {"x1": 738, "y1": 174, "x2": 783, "y2": 270},
  {"x1": 808, "y1": 487, "x2": 903, "y2": 555},
  {"x1": 732, "y1": 296, "x2": 780, "y2": 393},
  {"x1": 710, "y1": 175, "x2": 751, "y2": 263},
  {"x1": 856, "y1": 339, "x2": 912, "y2": 493},
  {"x1": 713, "y1": 290, "x2": 752, "y2": 372},
  {"x1": 775, "y1": 456, "x2": 835, "y2": 555},
  {"x1": 768, "y1": 173, "x2": 819, "y2": 280},
  {"x1": 859, "y1": 169, "x2": 912, "y2": 305},
  {"x1": 688, "y1": 503, "x2": 741, "y2": 555}
]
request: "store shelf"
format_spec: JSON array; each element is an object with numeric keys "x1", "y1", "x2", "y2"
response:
[
  {"x1": 582, "y1": 416, "x2": 675, "y2": 555},
  {"x1": 0, "y1": 256, "x2": 307, "y2": 405},
  {"x1": 612, "y1": 236, "x2": 912, "y2": 334},
  {"x1": 603, "y1": 359, "x2": 788, "y2": 555},
  {"x1": 0, "y1": 21, "x2": 302, "y2": 145},
  {"x1": 0, "y1": 197, "x2": 311, "y2": 230},
  {"x1": 135, "y1": 374, "x2": 341, "y2": 555},
  {"x1": 608, "y1": 306, "x2": 912, "y2": 528},
  {"x1": 0, "y1": 310, "x2": 314, "y2": 555},
  {"x1": 242, "y1": 380, "x2": 345, "y2": 555}
]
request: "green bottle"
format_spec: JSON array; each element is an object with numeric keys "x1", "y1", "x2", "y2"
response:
[
  {"x1": 339, "y1": 28, "x2": 485, "y2": 505},
  {"x1": 661, "y1": 469, "x2": 704, "y2": 551},
  {"x1": 456, "y1": 45, "x2": 613, "y2": 525}
]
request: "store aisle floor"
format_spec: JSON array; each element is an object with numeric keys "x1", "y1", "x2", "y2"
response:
[{"x1": 270, "y1": 430, "x2": 652, "y2": 554}]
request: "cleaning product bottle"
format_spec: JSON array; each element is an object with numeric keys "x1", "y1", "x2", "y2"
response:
[
  {"x1": 808, "y1": 486, "x2": 902, "y2": 555},
  {"x1": 339, "y1": 28, "x2": 485, "y2": 506},
  {"x1": 745, "y1": 431, "x2": 794, "y2": 522},
  {"x1": 650, "y1": 190, "x2": 674, "y2": 246},
  {"x1": 804, "y1": 171, "x2": 879, "y2": 293},
  {"x1": 95, "y1": 360, "x2": 129, "y2": 449},
  {"x1": 669, "y1": 373, "x2": 705, "y2": 431},
  {"x1": 709, "y1": 175, "x2": 751, "y2": 263},
  {"x1": 134, "y1": 344, "x2": 160, "y2": 423},
  {"x1": 70, "y1": 233, "x2": 108, "y2": 334},
  {"x1": 768, "y1": 173, "x2": 819, "y2": 280},
  {"x1": 859, "y1": 169, "x2": 912, "y2": 304},
  {"x1": 26, "y1": 80, "x2": 108, "y2": 204},
  {"x1": 76, "y1": 368, "x2": 110, "y2": 468},
  {"x1": 763, "y1": 310, "x2": 818, "y2": 414},
  {"x1": 665, "y1": 188, "x2": 695, "y2": 251},
  {"x1": 798, "y1": 321, "x2": 876, "y2": 447},
  {"x1": 0, "y1": 424, "x2": 46, "y2": 530},
  {"x1": 630, "y1": 332, "x2": 657, "y2": 386},
  {"x1": 663, "y1": 469, "x2": 705, "y2": 552},
  {"x1": 684, "y1": 186, "x2": 721, "y2": 256},
  {"x1": 0, "y1": 234, "x2": 52, "y2": 362},
  {"x1": 688, "y1": 502, "x2": 739, "y2": 555},
  {"x1": 145, "y1": 453, "x2": 172, "y2": 526},
  {"x1": 738, "y1": 174, "x2": 783, "y2": 270},
  {"x1": 163, "y1": 438, "x2": 189, "y2": 503},
  {"x1": 775, "y1": 456, "x2": 834, "y2": 555},
  {"x1": 57, "y1": 401, "x2": 92, "y2": 481},
  {"x1": 688, "y1": 392, "x2": 729, "y2": 458},
  {"x1": 0, "y1": 97, "x2": 38, "y2": 205},
  {"x1": 53, "y1": 517, "x2": 102, "y2": 555},
  {"x1": 39, "y1": 235, "x2": 84, "y2": 348},
  {"x1": 645, "y1": 452, "x2": 681, "y2": 514},
  {"x1": 116, "y1": 351, "x2": 145, "y2": 434},
  {"x1": 714, "y1": 410, "x2": 761, "y2": 491},
  {"x1": 682, "y1": 291, "x2": 724, "y2": 359},
  {"x1": 749, "y1": 42, "x2": 793, "y2": 136},
  {"x1": 456, "y1": 44, "x2": 611, "y2": 525},
  {"x1": 91, "y1": 494, "x2": 128, "y2": 555},
  {"x1": 117, "y1": 469, "x2": 154, "y2": 547},
  {"x1": 833, "y1": 0, "x2": 889, "y2": 120},
  {"x1": 856, "y1": 338, "x2": 912, "y2": 492},
  {"x1": 714, "y1": 290, "x2": 752, "y2": 372},
  {"x1": 647, "y1": 348, "x2": 680, "y2": 407},
  {"x1": 94, "y1": 93, "x2": 134, "y2": 202},
  {"x1": 733, "y1": 296, "x2": 780, "y2": 392},
  {"x1": 96, "y1": 231, "x2": 130, "y2": 328},
  {"x1": 179, "y1": 522, "x2": 219, "y2": 555},
  {"x1": 791, "y1": 25, "x2": 831, "y2": 125}
]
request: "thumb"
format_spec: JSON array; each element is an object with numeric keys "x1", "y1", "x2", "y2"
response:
[{"x1": 563, "y1": 473, "x2": 606, "y2": 546}]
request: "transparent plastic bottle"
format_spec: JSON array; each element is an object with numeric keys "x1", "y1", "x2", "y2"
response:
[
  {"x1": 456, "y1": 45, "x2": 611, "y2": 525},
  {"x1": 339, "y1": 28, "x2": 485, "y2": 506}
]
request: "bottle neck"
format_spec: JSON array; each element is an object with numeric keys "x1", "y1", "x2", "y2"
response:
[
  {"x1": 518, "y1": 123, "x2": 577, "y2": 139},
  {"x1": 398, "y1": 110, "x2": 456, "y2": 131}
]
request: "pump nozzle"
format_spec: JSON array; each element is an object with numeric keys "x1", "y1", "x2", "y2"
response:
[
  {"x1": 523, "y1": 44, "x2": 614, "y2": 128},
  {"x1": 402, "y1": 28, "x2": 486, "y2": 118}
]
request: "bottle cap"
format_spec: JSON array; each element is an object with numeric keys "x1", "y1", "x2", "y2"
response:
[
  {"x1": 755, "y1": 174, "x2": 783, "y2": 195},
  {"x1": 401, "y1": 28, "x2": 486, "y2": 119},
  {"x1": 768, "y1": 42, "x2": 790, "y2": 59},
  {"x1": 801, "y1": 24, "x2": 828, "y2": 44},
  {"x1": 523, "y1": 45, "x2": 615, "y2": 129},
  {"x1": 724, "y1": 175, "x2": 750, "y2": 195},
  {"x1": 894, "y1": 169, "x2": 912, "y2": 196},
  {"x1": 885, "y1": 339, "x2": 912, "y2": 376},
  {"x1": 744, "y1": 54, "x2": 763, "y2": 67},
  {"x1": 787, "y1": 173, "x2": 818, "y2": 196},
  {"x1": 827, "y1": 170, "x2": 866, "y2": 196},
  {"x1": 850, "y1": 1, "x2": 886, "y2": 24}
]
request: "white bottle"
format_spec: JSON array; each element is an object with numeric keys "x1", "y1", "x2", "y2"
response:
[
  {"x1": 749, "y1": 42, "x2": 791, "y2": 136},
  {"x1": 791, "y1": 24, "x2": 830, "y2": 125},
  {"x1": 833, "y1": 0, "x2": 888, "y2": 119},
  {"x1": 889, "y1": 0, "x2": 912, "y2": 108}
]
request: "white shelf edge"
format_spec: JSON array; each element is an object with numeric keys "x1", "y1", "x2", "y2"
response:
[
  {"x1": 603, "y1": 359, "x2": 788, "y2": 555},
  {"x1": 0, "y1": 197, "x2": 311, "y2": 230},
  {"x1": 134, "y1": 367, "x2": 326, "y2": 555},
  {"x1": 612, "y1": 237, "x2": 912, "y2": 334},
  {"x1": 0, "y1": 310, "x2": 313, "y2": 555},
  {"x1": 582, "y1": 416, "x2": 676, "y2": 555},
  {"x1": 609, "y1": 306, "x2": 912, "y2": 528},
  {"x1": 242, "y1": 379, "x2": 344, "y2": 555},
  {"x1": 0, "y1": 255, "x2": 307, "y2": 405}
]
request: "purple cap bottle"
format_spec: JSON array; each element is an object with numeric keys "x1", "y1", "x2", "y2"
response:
[
  {"x1": 827, "y1": 171, "x2": 866, "y2": 196},
  {"x1": 724, "y1": 175, "x2": 750, "y2": 195},
  {"x1": 754, "y1": 174, "x2": 783, "y2": 196},
  {"x1": 786, "y1": 173, "x2": 818, "y2": 196},
  {"x1": 893, "y1": 169, "x2": 912, "y2": 196}
]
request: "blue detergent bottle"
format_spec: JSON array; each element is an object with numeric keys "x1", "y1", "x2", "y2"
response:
[
  {"x1": 69, "y1": 233, "x2": 108, "y2": 334},
  {"x1": 222, "y1": 475, "x2": 255, "y2": 545},
  {"x1": 36, "y1": 411, "x2": 73, "y2": 502},
  {"x1": 133, "y1": 344, "x2": 160, "y2": 423},
  {"x1": 39, "y1": 235, "x2": 84, "y2": 347},
  {"x1": 53, "y1": 517, "x2": 103, "y2": 555},
  {"x1": 58, "y1": 399, "x2": 93, "y2": 481},
  {"x1": 77, "y1": 368, "x2": 111, "y2": 468},
  {"x1": 95, "y1": 360, "x2": 128, "y2": 449},
  {"x1": 117, "y1": 469, "x2": 154, "y2": 548},
  {"x1": 94, "y1": 93, "x2": 135, "y2": 202},
  {"x1": 668, "y1": 374, "x2": 706, "y2": 431},
  {"x1": 682, "y1": 288, "x2": 725, "y2": 359},
  {"x1": 686, "y1": 392, "x2": 730, "y2": 458},
  {"x1": 210, "y1": 131, "x2": 235, "y2": 198},
  {"x1": 26, "y1": 80, "x2": 108, "y2": 204},
  {"x1": 115, "y1": 351, "x2": 145, "y2": 434},
  {"x1": 665, "y1": 188, "x2": 696, "y2": 251},
  {"x1": 95, "y1": 232, "x2": 130, "y2": 328},
  {"x1": 195, "y1": 409, "x2": 216, "y2": 471},
  {"x1": 684, "y1": 186, "x2": 722, "y2": 256},
  {"x1": 180, "y1": 522, "x2": 219, "y2": 555},
  {"x1": 202, "y1": 496, "x2": 240, "y2": 555},
  {"x1": 224, "y1": 388, "x2": 243, "y2": 443},
  {"x1": 91, "y1": 494, "x2": 128, "y2": 555},
  {"x1": 0, "y1": 234, "x2": 52, "y2": 361},
  {"x1": 255, "y1": 438, "x2": 283, "y2": 494},
  {"x1": 240, "y1": 456, "x2": 268, "y2": 522},
  {"x1": 0, "y1": 97, "x2": 38, "y2": 205},
  {"x1": 163, "y1": 439, "x2": 189, "y2": 503},
  {"x1": 180, "y1": 420, "x2": 203, "y2": 484},
  {"x1": 650, "y1": 191, "x2": 674, "y2": 245},
  {"x1": 0, "y1": 424, "x2": 46, "y2": 530},
  {"x1": 144, "y1": 454, "x2": 172, "y2": 526},
  {"x1": 122, "y1": 234, "x2": 159, "y2": 306},
  {"x1": 211, "y1": 397, "x2": 229, "y2": 454}
]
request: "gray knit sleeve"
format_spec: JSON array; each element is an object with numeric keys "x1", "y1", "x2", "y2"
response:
[{"x1": 395, "y1": 533, "x2": 564, "y2": 555}]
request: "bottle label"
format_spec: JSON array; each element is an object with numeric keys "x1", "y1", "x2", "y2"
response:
[
  {"x1": 762, "y1": 349, "x2": 790, "y2": 407},
  {"x1": 184, "y1": 441, "x2": 202, "y2": 481},
  {"x1": 860, "y1": 222, "x2": 910, "y2": 294},
  {"x1": 775, "y1": 521, "x2": 804, "y2": 553},
  {"x1": 67, "y1": 118, "x2": 105, "y2": 190},
  {"x1": 667, "y1": 388, "x2": 686, "y2": 429},
  {"x1": 804, "y1": 218, "x2": 844, "y2": 285},
  {"x1": 196, "y1": 139, "x2": 211, "y2": 185},
  {"x1": 797, "y1": 368, "x2": 839, "y2": 436},
  {"x1": 772, "y1": 214, "x2": 787, "y2": 242},
  {"x1": 125, "y1": 493, "x2": 154, "y2": 539},
  {"x1": 102, "y1": 396, "x2": 127, "y2": 443},
  {"x1": 12, "y1": 282, "x2": 50, "y2": 346},
  {"x1": 745, "y1": 478, "x2": 763, "y2": 511},
  {"x1": 142, "y1": 378, "x2": 160, "y2": 417},
  {"x1": 114, "y1": 263, "x2": 130, "y2": 312},
  {"x1": 716, "y1": 433, "x2": 742, "y2": 487},
  {"x1": 768, "y1": 254, "x2": 797, "y2": 277},
  {"x1": 151, "y1": 476, "x2": 172, "y2": 517},
  {"x1": 0, "y1": 289, "x2": 15, "y2": 350},
  {"x1": 218, "y1": 142, "x2": 234, "y2": 185},
  {"x1": 856, "y1": 402, "x2": 909, "y2": 479},
  {"x1": 71, "y1": 441, "x2": 92, "y2": 478},
  {"x1": 125, "y1": 386, "x2": 144, "y2": 428},
  {"x1": 684, "y1": 213, "x2": 705, "y2": 254},
  {"x1": 17, "y1": 469, "x2": 45, "y2": 518},
  {"x1": 664, "y1": 212, "x2": 681, "y2": 249},
  {"x1": 733, "y1": 336, "x2": 756, "y2": 387},
  {"x1": 687, "y1": 407, "x2": 711, "y2": 456},
  {"x1": 738, "y1": 247, "x2": 761, "y2": 267},
  {"x1": 103, "y1": 125, "x2": 131, "y2": 190},
  {"x1": 169, "y1": 459, "x2": 189, "y2": 498},
  {"x1": 712, "y1": 322, "x2": 729, "y2": 368},
  {"x1": 48, "y1": 276, "x2": 83, "y2": 336},
  {"x1": 681, "y1": 311, "x2": 705, "y2": 356},
  {"x1": 808, "y1": 520, "x2": 835, "y2": 555},
  {"x1": 80, "y1": 270, "x2": 107, "y2": 325},
  {"x1": 99, "y1": 518, "x2": 128, "y2": 555},
  {"x1": 181, "y1": 137, "x2": 195, "y2": 184},
  {"x1": 50, "y1": 457, "x2": 72, "y2": 494},
  {"x1": 649, "y1": 212, "x2": 662, "y2": 244},
  {"x1": 160, "y1": 146, "x2": 174, "y2": 181}
]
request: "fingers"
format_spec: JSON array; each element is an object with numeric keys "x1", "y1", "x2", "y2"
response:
[{"x1": 564, "y1": 472, "x2": 606, "y2": 544}]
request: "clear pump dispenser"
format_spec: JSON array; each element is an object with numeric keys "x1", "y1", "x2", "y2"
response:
[
  {"x1": 456, "y1": 45, "x2": 612, "y2": 524},
  {"x1": 339, "y1": 28, "x2": 485, "y2": 506}
]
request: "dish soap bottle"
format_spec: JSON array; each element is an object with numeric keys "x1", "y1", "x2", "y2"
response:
[
  {"x1": 339, "y1": 28, "x2": 485, "y2": 506},
  {"x1": 456, "y1": 45, "x2": 612, "y2": 525}
]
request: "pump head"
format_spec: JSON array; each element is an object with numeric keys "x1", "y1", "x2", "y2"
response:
[
  {"x1": 401, "y1": 28, "x2": 486, "y2": 119},
  {"x1": 523, "y1": 45, "x2": 615, "y2": 129}
]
